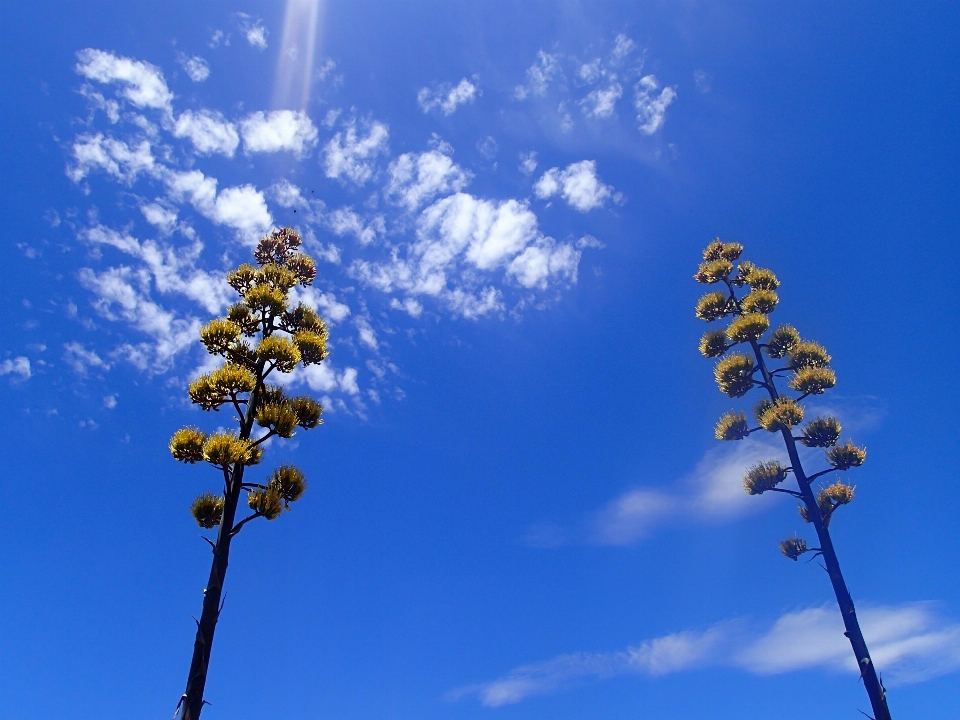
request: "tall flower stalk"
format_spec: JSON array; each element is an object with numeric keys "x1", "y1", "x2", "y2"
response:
[
  {"x1": 694, "y1": 239, "x2": 891, "y2": 720},
  {"x1": 169, "y1": 227, "x2": 328, "y2": 719}
]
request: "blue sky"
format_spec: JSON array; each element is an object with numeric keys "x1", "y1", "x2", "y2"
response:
[{"x1": 2, "y1": 2, "x2": 959, "y2": 718}]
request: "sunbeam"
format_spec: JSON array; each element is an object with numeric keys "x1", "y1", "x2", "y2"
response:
[{"x1": 273, "y1": 0, "x2": 323, "y2": 110}]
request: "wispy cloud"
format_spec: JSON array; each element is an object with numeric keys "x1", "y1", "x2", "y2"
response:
[
  {"x1": 418, "y1": 78, "x2": 479, "y2": 115},
  {"x1": 634, "y1": 75, "x2": 677, "y2": 135},
  {"x1": 451, "y1": 602, "x2": 960, "y2": 706},
  {"x1": 513, "y1": 34, "x2": 676, "y2": 136},
  {"x1": 235, "y1": 13, "x2": 268, "y2": 50},
  {"x1": 526, "y1": 436, "x2": 792, "y2": 548}
]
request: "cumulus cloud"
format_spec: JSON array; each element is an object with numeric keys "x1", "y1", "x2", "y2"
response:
[
  {"x1": 385, "y1": 148, "x2": 472, "y2": 211},
  {"x1": 173, "y1": 110, "x2": 239, "y2": 156},
  {"x1": 236, "y1": 13, "x2": 268, "y2": 49},
  {"x1": 350, "y1": 192, "x2": 580, "y2": 318},
  {"x1": 580, "y1": 83, "x2": 623, "y2": 118},
  {"x1": 326, "y1": 207, "x2": 384, "y2": 246},
  {"x1": 323, "y1": 119, "x2": 389, "y2": 185},
  {"x1": 291, "y1": 286, "x2": 352, "y2": 324},
  {"x1": 533, "y1": 160, "x2": 615, "y2": 212},
  {"x1": 507, "y1": 237, "x2": 579, "y2": 290},
  {"x1": 164, "y1": 169, "x2": 272, "y2": 241},
  {"x1": 452, "y1": 603, "x2": 960, "y2": 707},
  {"x1": 75, "y1": 48, "x2": 173, "y2": 112},
  {"x1": 514, "y1": 51, "x2": 561, "y2": 100},
  {"x1": 292, "y1": 362, "x2": 360, "y2": 396},
  {"x1": 177, "y1": 53, "x2": 210, "y2": 82},
  {"x1": 634, "y1": 75, "x2": 677, "y2": 134},
  {"x1": 417, "y1": 78, "x2": 479, "y2": 115},
  {"x1": 422, "y1": 194, "x2": 540, "y2": 272},
  {"x1": 0, "y1": 356, "x2": 31, "y2": 380},
  {"x1": 240, "y1": 110, "x2": 318, "y2": 156},
  {"x1": 68, "y1": 134, "x2": 156, "y2": 184}
]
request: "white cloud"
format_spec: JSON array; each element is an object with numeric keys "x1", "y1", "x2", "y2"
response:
[
  {"x1": 590, "y1": 489, "x2": 678, "y2": 546},
  {"x1": 78, "y1": 266, "x2": 199, "y2": 372},
  {"x1": 515, "y1": 51, "x2": 561, "y2": 99},
  {"x1": 390, "y1": 297, "x2": 423, "y2": 318},
  {"x1": 177, "y1": 53, "x2": 210, "y2": 82},
  {"x1": 518, "y1": 150, "x2": 538, "y2": 175},
  {"x1": 452, "y1": 625, "x2": 730, "y2": 707},
  {"x1": 576, "y1": 234, "x2": 604, "y2": 249},
  {"x1": 326, "y1": 207, "x2": 384, "y2": 245},
  {"x1": 0, "y1": 356, "x2": 31, "y2": 380},
  {"x1": 477, "y1": 136, "x2": 498, "y2": 159},
  {"x1": 453, "y1": 603, "x2": 960, "y2": 707},
  {"x1": 443, "y1": 286, "x2": 504, "y2": 319},
  {"x1": 240, "y1": 110, "x2": 318, "y2": 157},
  {"x1": 236, "y1": 13, "x2": 268, "y2": 49},
  {"x1": 611, "y1": 34, "x2": 637, "y2": 63},
  {"x1": 634, "y1": 75, "x2": 677, "y2": 134},
  {"x1": 422, "y1": 194, "x2": 539, "y2": 272},
  {"x1": 63, "y1": 342, "x2": 110, "y2": 375},
  {"x1": 323, "y1": 119, "x2": 390, "y2": 185},
  {"x1": 173, "y1": 110, "x2": 239, "y2": 156},
  {"x1": 351, "y1": 191, "x2": 581, "y2": 318},
  {"x1": 417, "y1": 78, "x2": 479, "y2": 115},
  {"x1": 75, "y1": 48, "x2": 173, "y2": 112},
  {"x1": 103, "y1": 394, "x2": 118, "y2": 409},
  {"x1": 211, "y1": 185, "x2": 274, "y2": 240},
  {"x1": 293, "y1": 362, "x2": 360, "y2": 396},
  {"x1": 694, "y1": 69, "x2": 711, "y2": 93},
  {"x1": 355, "y1": 317, "x2": 379, "y2": 351},
  {"x1": 534, "y1": 160, "x2": 614, "y2": 212},
  {"x1": 82, "y1": 224, "x2": 231, "y2": 314},
  {"x1": 290, "y1": 286, "x2": 352, "y2": 324},
  {"x1": 140, "y1": 202, "x2": 178, "y2": 234},
  {"x1": 736, "y1": 603, "x2": 960, "y2": 685},
  {"x1": 269, "y1": 179, "x2": 308, "y2": 209},
  {"x1": 577, "y1": 58, "x2": 602, "y2": 84},
  {"x1": 580, "y1": 83, "x2": 623, "y2": 118},
  {"x1": 68, "y1": 134, "x2": 156, "y2": 183},
  {"x1": 79, "y1": 84, "x2": 120, "y2": 123},
  {"x1": 507, "y1": 237, "x2": 580, "y2": 290},
  {"x1": 164, "y1": 169, "x2": 272, "y2": 241},
  {"x1": 385, "y1": 148, "x2": 472, "y2": 212},
  {"x1": 587, "y1": 437, "x2": 788, "y2": 547}
]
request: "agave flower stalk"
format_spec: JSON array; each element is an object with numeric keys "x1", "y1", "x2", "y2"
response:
[
  {"x1": 694, "y1": 239, "x2": 890, "y2": 720},
  {"x1": 169, "y1": 228, "x2": 328, "y2": 720}
]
